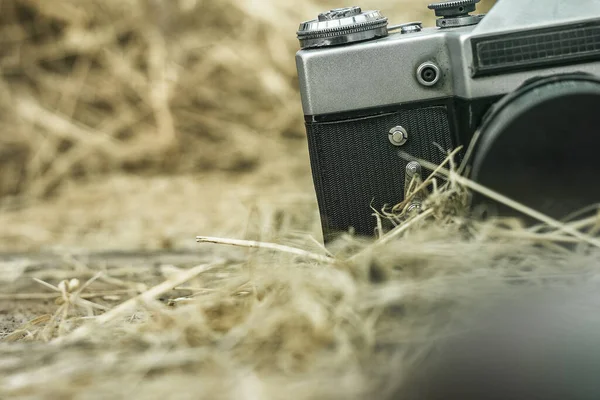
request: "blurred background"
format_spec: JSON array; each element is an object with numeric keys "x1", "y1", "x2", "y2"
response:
[{"x1": 0, "y1": 0, "x2": 495, "y2": 253}]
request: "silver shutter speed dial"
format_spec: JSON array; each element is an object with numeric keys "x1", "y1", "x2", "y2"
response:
[{"x1": 297, "y1": 7, "x2": 389, "y2": 49}]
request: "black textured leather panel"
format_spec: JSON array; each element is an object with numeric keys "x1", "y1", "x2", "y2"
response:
[{"x1": 306, "y1": 106, "x2": 455, "y2": 239}]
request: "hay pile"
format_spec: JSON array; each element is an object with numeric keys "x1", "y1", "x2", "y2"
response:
[
  {"x1": 2, "y1": 162, "x2": 600, "y2": 398},
  {"x1": 0, "y1": 0, "x2": 315, "y2": 200},
  {"x1": 0, "y1": 0, "x2": 334, "y2": 250}
]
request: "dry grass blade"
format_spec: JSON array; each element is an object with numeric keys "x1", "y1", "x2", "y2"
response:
[
  {"x1": 370, "y1": 209, "x2": 433, "y2": 248},
  {"x1": 3, "y1": 315, "x2": 52, "y2": 342},
  {"x1": 196, "y1": 236, "x2": 334, "y2": 264},
  {"x1": 32, "y1": 278, "x2": 60, "y2": 292},
  {"x1": 0, "y1": 289, "x2": 136, "y2": 301}
]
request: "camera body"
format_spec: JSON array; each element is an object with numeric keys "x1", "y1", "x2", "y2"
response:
[{"x1": 295, "y1": 0, "x2": 600, "y2": 241}]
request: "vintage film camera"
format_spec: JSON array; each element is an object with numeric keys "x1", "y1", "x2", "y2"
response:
[{"x1": 295, "y1": 0, "x2": 600, "y2": 241}]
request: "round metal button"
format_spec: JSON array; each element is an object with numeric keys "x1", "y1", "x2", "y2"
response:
[{"x1": 389, "y1": 126, "x2": 408, "y2": 146}]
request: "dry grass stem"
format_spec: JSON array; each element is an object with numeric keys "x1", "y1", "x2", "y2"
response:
[
  {"x1": 377, "y1": 209, "x2": 435, "y2": 246},
  {"x1": 0, "y1": 289, "x2": 136, "y2": 301},
  {"x1": 196, "y1": 236, "x2": 334, "y2": 264}
]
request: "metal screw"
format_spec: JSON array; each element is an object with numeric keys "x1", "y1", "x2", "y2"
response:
[
  {"x1": 406, "y1": 161, "x2": 422, "y2": 177},
  {"x1": 389, "y1": 126, "x2": 408, "y2": 146},
  {"x1": 407, "y1": 202, "x2": 422, "y2": 213}
]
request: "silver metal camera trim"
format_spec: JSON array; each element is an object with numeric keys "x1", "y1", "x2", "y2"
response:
[
  {"x1": 417, "y1": 62, "x2": 441, "y2": 86},
  {"x1": 436, "y1": 14, "x2": 484, "y2": 28},
  {"x1": 389, "y1": 21, "x2": 423, "y2": 34},
  {"x1": 295, "y1": 0, "x2": 600, "y2": 117}
]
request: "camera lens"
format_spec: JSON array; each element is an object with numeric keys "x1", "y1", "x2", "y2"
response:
[
  {"x1": 416, "y1": 62, "x2": 440, "y2": 86},
  {"x1": 471, "y1": 74, "x2": 600, "y2": 223}
]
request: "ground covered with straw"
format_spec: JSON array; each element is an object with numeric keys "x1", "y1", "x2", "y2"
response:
[
  {"x1": 5, "y1": 0, "x2": 600, "y2": 399},
  {"x1": 3, "y1": 178, "x2": 600, "y2": 398}
]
